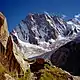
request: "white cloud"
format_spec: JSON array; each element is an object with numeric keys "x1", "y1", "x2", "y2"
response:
[{"x1": 74, "y1": 14, "x2": 80, "y2": 18}]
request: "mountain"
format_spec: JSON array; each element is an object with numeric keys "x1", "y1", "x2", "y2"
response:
[
  {"x1": 10, "y1": 12, "x2": 80, "y2": 79},
  {"x1": 0, "y1": 12, "x2": 80, "y2": 80},
  {"x1": 11, "y1": 12, "x2": 80, "y2": 59}
]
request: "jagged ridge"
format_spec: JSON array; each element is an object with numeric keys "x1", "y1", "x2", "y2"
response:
[{"x1": 11, "y1": 12, "x2": 80, "y2": 59}]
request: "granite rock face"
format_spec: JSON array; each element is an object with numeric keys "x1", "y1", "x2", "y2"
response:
[
  {"x1": 0, "y1": 12, "x2": 28, "y2": 76},
  {"x1": 0, "y1": 12, "x2": 9, "y2": 48},
  {"x1": 6, "y1": 36, "x2": 23, "y2": 74}
]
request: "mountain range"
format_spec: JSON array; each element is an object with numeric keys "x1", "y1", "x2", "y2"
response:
[
  {"x1": 0, "y1": 12, "x2": 80, "y2": 80},
  {"x1": 11, "y1": 12, "x2": 80, "y2": 59}
]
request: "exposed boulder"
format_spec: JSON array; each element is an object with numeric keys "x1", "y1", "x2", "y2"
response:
[
  {"x1": 30, "y1": 58, "x2": 50, "y2": 72},
  {"x1": 0, "y1": 12, "x2": 9, "y2": 48}
]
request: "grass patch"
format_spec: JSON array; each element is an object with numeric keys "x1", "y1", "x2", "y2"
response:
[
  {"x1": 39, "y1": 64, "x2": 70, "y2": 80},
  {"x1": 0, "y1": 63, "x2": 6, "y2": 73},
  {"x1": 18, "y1": 69, "x2": 31, "y2": 80}
]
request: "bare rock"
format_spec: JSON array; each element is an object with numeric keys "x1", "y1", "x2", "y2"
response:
[{"x1": 0, "y1": 12, "x2": 9, "y2": 48}]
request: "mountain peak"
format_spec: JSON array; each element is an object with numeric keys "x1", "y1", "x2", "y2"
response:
[{"x1": 10, "y1": 12, "x2": 80, "y2": 59}]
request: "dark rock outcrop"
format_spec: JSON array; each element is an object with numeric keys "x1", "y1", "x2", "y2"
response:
[
  {"x1": 30, "y1": 58, "x2": 50, "y2": 72},
  {"x1": 50, "y1": 36, "x2": 80, "y2": 76},
  {"x1": 0, "y1": 42, "x2": 5, "y2": 55}
]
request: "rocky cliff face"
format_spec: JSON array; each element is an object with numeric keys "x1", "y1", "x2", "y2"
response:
[
  {"x1": 6, "y1": 36, "x2": 23, "y2": 74},
  {"x1": 0, "y1": 12, "x2": 9, "y2": 48},
  {"x1": 0, "y1": 12, "x2": 29, "y2": 78}
]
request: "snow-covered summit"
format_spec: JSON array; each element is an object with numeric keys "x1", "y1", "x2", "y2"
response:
[
  {"x1": 11, "y1": 12, "x2": 80, "y2": 59},
  {"x1": 12, "y1": 13, "x2": 80, "y2": 43}
]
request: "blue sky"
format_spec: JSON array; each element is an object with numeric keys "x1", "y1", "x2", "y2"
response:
[{"x1": 0, "y1": 0, "x2": 80, "y2": 31}]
